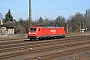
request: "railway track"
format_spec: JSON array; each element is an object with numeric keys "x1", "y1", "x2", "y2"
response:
[
  {"x1": 1, "y1": 36, "x2": 90, "y2": 53},
  {"x1": 0, "y1": 34, "x2": 89, "y2": 45},
  {"x1": 0, "y1": 38, "x2": 27, "y2": 42},
  {"x1": 0, "y1": 35, "x2": 90, "y2": 60},
  {"x1": 0, "y1": 37, "x2": 90, "y2": 59},
  {"x1": 26, "y1": 46, "x2": 90, "y2": 60},
  {"x1": 75, "y1": 55, "x2": 90, "y2": 60},
  {"x1": 1, "y1": 35, "x2": 90, "y2": 47}
]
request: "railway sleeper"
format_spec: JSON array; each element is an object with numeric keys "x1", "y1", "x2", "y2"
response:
[{"x1": 27, "y1": 46, "x2": 90, "y2": 60}]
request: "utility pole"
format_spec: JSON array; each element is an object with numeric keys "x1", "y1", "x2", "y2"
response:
[
  {"x1": 86, "y1": 9, "x2": 88, "y2": 31},
  {"x1": 67, "y1": 22, "x2": 68, "y2": 33},
  {"x1": 0, "y1": 13, "x2": 3, "y2": 25},
  {"x1": 29, "y1": 0, "x2": 32, "y2": 26},
  {"x1": 83, "y1": 22, "x2": 84, "y2": 29},
  {"x1": 80, "y1": 23, "x2": 81, "y2": 32}
]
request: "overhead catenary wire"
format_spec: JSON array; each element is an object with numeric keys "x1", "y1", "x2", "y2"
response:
[
  {"x1": 0, "y1": 0, "x2": 85, "y2": 12},
  {"x1": 0, "y1": 0, "x2": 87, "y2": 12},
  {"x1": 49, "y1": 0, "x2": 84, "y2": 9},
  {"x1": 0, "y1": 0, "x2": 88, "y2": 20}
]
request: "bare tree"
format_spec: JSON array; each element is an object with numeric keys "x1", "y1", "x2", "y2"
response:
[
  {"x1": 87, "y1": 9, "x2": 90, "y2": 30},
  {"x1": 68, "y1": 12, "x2": 85, "y2": 33}
]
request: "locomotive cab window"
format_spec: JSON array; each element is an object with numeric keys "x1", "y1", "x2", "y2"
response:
[{"x1": 30, "y1": 28, "x2": 36, "y2": 31}]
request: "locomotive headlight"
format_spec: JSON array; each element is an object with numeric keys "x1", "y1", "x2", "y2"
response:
[
  {"x1": 33, "y1": 33, "x2": 36, "y2": 34},
  {"x1": 29, "y1": 32, "x2": 31, "y2": 34}
]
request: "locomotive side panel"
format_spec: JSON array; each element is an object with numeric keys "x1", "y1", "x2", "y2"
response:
[
  {"x1": 56, "y1": 27, "x2": 66, "y2": 35},
  {"x1": 28, "y1": 26, "x2": 66, "y2": 40},
  {"x1": 38, "y1": 27, "x2": 66, "y2": 38}
]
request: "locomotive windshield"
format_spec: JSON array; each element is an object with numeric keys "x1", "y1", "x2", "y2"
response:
[{"x1": 30, "y1": 28, "x2": 36, "y2": 31}]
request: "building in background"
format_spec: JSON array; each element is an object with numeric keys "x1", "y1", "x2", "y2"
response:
[
  {"x1": 0, "y1": 22, "x2": 15, "y2": 35},
  {"x1": 0, "y1": 13, "x2": 15, "y2": 35}
]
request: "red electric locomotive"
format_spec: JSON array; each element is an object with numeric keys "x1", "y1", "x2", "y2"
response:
[{"x1": 28, "y1": 26, "x2": 66, "y2": 41}]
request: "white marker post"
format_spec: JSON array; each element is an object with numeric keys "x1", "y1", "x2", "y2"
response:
[{"x1": 81, "y1": 29, "x2": 85, "y2": 34}]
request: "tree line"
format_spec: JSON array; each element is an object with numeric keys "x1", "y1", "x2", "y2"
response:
[{"x1": 0, "y1": 9, "x2": 90, "y2": 34}]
